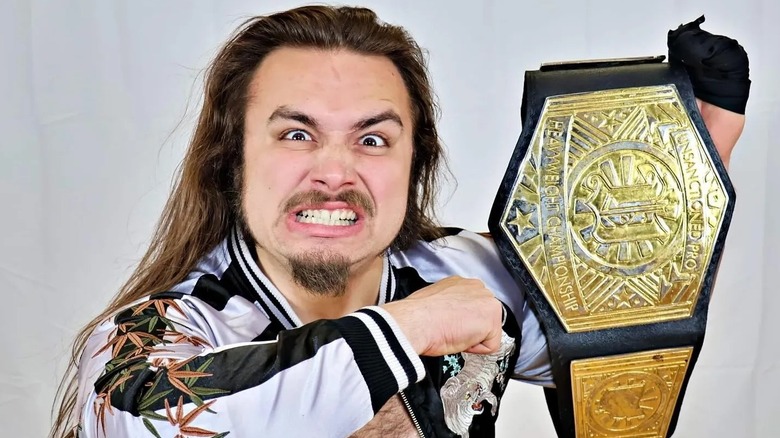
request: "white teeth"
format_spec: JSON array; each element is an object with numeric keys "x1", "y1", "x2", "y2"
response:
[{"x1": 296, "y1": 209, "x2": 357, "y2": 226}]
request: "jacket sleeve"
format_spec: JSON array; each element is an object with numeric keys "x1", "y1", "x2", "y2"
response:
[
  {"x1": 388, "y1": 229, "x2": 554, "y2": 387},
  {"x1": 456, "y1": 232, "x2": 554, "y2": 387},
  {"x1": 76, "y1": 292, "x2": 425, "y2": 438}
]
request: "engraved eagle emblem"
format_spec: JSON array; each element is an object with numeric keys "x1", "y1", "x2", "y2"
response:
[{"x1": 440, "y1": 332, "x2": 515, "y2": 437}]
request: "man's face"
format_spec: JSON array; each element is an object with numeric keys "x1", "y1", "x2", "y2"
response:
[{"x1": 242, "y1": 47, "x2": 414, "y2": 288}]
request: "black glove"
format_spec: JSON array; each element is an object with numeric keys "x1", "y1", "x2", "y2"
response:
[{"x1": 667, "y1": 15, "x2": 751, "y2": 114}]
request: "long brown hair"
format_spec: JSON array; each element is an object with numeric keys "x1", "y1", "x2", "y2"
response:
[{"x1": 51, "y1": 5, "x2": 448, "y2": 437}]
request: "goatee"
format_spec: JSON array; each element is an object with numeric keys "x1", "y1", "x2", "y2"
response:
[{"x1": 288, "y1": 251, "x2": 351, "y2": 297}]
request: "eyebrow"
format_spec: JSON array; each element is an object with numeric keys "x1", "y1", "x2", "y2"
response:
[
  {"x1": 267, "y1": 106, "x2": 404, "y2": 132},
  {"x1": 351, "y1": 110, "x2": 404, "y2": 132},
  {"x1": 267, "y1": 106, "x2": 319, "y2": 129}
]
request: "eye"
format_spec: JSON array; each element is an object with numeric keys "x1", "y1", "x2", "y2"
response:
[
  {"x1": 359, "y1": 134, "x2": 387, "y2": 147},
  {"x1": 282, "y1": 129, "x2": 313, "y2": 141}
]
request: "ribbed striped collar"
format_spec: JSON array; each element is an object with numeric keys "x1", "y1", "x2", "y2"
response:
[{"x1": 226, "y1": 226, "x2": 397, "y2": 330}]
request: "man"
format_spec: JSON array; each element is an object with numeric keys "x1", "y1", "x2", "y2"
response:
[{"x1": 50, "y1": 6, "x2": 748, "y2": 438}]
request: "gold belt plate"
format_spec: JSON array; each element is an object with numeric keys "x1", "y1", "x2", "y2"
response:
[
  {"x1": 570, "y1": 348, "x2": 693, "y2": 438},
  {"x1": 500, "y1": 85, "x2": 729, "y2": 332}
]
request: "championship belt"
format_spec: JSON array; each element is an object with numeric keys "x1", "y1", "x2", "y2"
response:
[{"x1": 488, "y1": 56, "x2": 735, "y2": 437}]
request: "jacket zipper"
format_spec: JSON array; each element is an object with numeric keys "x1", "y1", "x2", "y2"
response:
[{"x1": 399, "y1": 390, "x2": 425, "y2": 438}]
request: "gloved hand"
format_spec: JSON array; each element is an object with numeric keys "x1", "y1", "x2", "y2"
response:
[
  {"x1": 668, "y1": 15, "x2": 749, "y2": 168},
  {"x1": 668, "y1": 15, "x2": 750, "y2": 115}
]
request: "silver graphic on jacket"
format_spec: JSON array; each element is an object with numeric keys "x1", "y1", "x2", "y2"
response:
[{"x1": 440, "y1": 331, "x2": 516, "y2": 437}]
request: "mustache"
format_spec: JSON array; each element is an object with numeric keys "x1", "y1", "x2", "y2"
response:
[{"x1": 283, "y1": 190, "x2": 375, "y2": 217}]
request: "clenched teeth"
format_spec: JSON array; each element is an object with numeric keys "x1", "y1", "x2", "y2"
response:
[{"x1": 296, "y1": 209, "x2": 358, "y2": 226}]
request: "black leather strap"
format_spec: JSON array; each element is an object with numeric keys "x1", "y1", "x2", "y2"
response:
[{"x1": 489, "y1": 60, "x2": 736, "y2": 437}]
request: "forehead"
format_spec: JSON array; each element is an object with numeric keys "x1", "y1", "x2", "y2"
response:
[{"x1": 247, "y1": 47, "x2": 413, "y2": 124}]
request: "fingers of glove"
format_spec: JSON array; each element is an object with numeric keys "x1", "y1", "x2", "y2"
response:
[{"x1": 667, "y1": 15, "x2": 750, "y2": 114}]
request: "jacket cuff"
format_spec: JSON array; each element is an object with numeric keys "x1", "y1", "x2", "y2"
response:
[{"x1": 332, "y1": 306, "x2": 426, "y2": 412}]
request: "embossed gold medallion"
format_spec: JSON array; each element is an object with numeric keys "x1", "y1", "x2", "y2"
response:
[
  {"x1": 570, "y1": 348, "x2": 693, "y2": 438},
  {"x1": 499, "y1": 85, "x2": 729, "y2": 332}
]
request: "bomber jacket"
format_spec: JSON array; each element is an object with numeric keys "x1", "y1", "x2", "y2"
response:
[{"x1": 76, "y1": 227, "x2": 553, "y2": 437}]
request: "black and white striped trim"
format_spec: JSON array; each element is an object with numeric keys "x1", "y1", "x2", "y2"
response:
[
  {"x1": 228, "y1": 227, "x2": 397, "y2": 329},
  {"x1": 334, "y1": 305, "x2": 425, "y2": 411},
  {"x1": 229, "y1": 227, "x2": 300, "y2": 329},
  {"x1": 361, "y1": 307, "x2": 423, "y2": 382},
  {"x1": 377, "y1": 256, "x2": 395, "y2": 306}
]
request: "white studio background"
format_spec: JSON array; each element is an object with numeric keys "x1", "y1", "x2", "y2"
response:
[{"x1": 1, "y1": 0, "x2": 777, "y2": 437}]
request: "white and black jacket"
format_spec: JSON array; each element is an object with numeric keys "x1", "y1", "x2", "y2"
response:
[{"x1": 76, "y1": 227, "x2": 553, "y2": 437}]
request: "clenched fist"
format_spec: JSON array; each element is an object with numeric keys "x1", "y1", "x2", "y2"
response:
[{"x1": 383, "y1": 276, "x2": 505, "y2": 357}]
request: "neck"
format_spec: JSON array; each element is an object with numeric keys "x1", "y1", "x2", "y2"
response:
[{"x1": 256, "y1": 249, "x2": 386, "y2": 324}]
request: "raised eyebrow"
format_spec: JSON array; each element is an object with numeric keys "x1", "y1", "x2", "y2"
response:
[
  {"x1": 352, "y1": 110, "x2": 404, "y2": 132},
  {"x1": 267, "y1": 106, "x2": 319, "y2": 129}
]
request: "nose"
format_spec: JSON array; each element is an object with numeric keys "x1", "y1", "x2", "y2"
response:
[{"x1": 309, "y1": 143, "x2": 357, "y2": 191}]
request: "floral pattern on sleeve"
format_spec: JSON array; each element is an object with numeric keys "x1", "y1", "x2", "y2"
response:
[{"x1": 90, "y1": 295, "x2": 230, "y2": 438}]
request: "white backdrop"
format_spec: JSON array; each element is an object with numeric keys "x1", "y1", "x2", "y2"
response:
[{"x1": 2, "y1": 0, "x2": 778, "y2": 437}]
